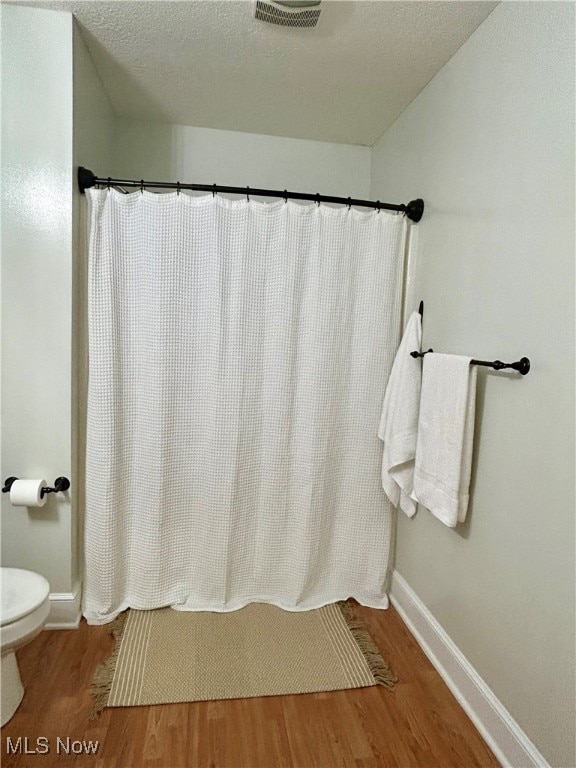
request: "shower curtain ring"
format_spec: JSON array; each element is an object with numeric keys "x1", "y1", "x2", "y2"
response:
[
  {"x1": 140, "y1": 180, "x2": 144, "y2": 194},
  {"x1": 212, "y1": 184, "x2": 217, "y2": 198},
  {"x1": 347, "y1": 197, "x2": 352, "y2": 210},
  {"x1": 107, "y1": 177, "x2": 111, "y2": 190},
  {"x1": 176, "y1": 181, "x2": 181, "y2": 196},
  {"x1": 376, "y1": 201, "x2": 381, "y2": 213},
  {"x1": 283, "y1": 190, "x2": 288, "y2": 204},
  {"x1": 316, "y1": 193, "x2": 320, "y2": 207},
  {"x1": 246, "y1": 186, "x2": 250, "y2": 202}
]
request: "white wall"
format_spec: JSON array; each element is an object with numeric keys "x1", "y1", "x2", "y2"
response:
[
  {"x1": 0, "y1": 10, "x2": 114, "y2": 600},
  {"x1": 72, "y1": 23, "x2": 115, "y2": 586},
  {"x1": 1, "y1": 6, "x2": 74, "y2": 593},
  {"x1": 370, "y1": 3, "x2": 575, "y2": 766},
  {"x1": 112, "y1": 118, "x2": 371, "y2": 199}
]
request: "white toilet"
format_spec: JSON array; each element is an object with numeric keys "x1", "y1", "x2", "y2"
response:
[{"x1": 1, "y1": 567, "x2": 50, "y2": 726}]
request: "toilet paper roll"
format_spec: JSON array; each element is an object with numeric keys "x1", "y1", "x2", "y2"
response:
[{"x1": 9, "y1": 479, "x2": 47, "y2": 507}]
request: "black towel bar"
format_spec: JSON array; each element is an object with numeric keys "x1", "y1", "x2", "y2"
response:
[{"x1": 410, "y1": 349, "x2": 530, "y2": 375}]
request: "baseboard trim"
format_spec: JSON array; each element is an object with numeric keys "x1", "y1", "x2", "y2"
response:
[
  {"x1": 46, "y1": 581, "x2": 82, "y2": 629},
  {"x1": 390, "y1": 571, "x2": 549, "y2": 768}
]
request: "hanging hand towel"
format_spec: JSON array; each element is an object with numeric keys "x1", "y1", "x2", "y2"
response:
[
  {"x1": 378, "y1": 311, "x2": 422, "y2": 517},
  {"x1": 412, "y1": 354, "x2": 478, "y2": 527}
]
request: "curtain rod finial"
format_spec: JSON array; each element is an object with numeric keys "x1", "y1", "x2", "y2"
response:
[
  {"x1": 78, "y1": 167, "x2": 97, "y2": 194},
  {"x1": 405, "y1": 198, "x2": 424, "y2": 223}
]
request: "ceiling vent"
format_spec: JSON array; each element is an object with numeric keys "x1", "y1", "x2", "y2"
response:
[{"x1": 254, "y1": 0, "x2": 321, "y2": 28}]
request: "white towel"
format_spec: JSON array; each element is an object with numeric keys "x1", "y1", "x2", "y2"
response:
[
  {"x1": 412, "y1": 354, "x2": 478, "y2": 527},
  {"x1": 378, "y1": 311, "x2": 422, "y2": 517}
]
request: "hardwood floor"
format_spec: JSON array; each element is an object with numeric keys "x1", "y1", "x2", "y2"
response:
[{"x1": 1, "y1": 603, "x2": 498, "y2": 768}]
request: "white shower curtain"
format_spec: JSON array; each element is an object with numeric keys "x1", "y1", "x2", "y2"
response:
[{"x1": 83, "y1": 188, "x2": 406, "y2": 624}]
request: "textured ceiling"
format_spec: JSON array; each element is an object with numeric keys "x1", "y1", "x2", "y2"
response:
[{"x1": 7, "y1": 0, "x2": 498, "y2": 145}]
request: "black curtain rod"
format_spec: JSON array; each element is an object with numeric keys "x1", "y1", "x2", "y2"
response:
[
  {"x1": 410, "y1": 349, "x2": 531, "y2": 375},
  {"x1": 77, "y1": 167, "x2": 425, "y2": 223}
]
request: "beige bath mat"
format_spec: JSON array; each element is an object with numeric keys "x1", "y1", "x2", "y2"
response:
[{"x1": 91, "y1": 601, "x2": 395, "y2": 714}]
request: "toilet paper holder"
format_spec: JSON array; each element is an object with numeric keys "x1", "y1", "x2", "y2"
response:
[{"x1": 2, "y1": 476, "x2": 71, "y2": 498}]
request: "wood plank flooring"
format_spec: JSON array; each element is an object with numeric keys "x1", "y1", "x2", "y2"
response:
[{"x1": 1, "y1": 603, "x2": 498, "y2": 767}]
